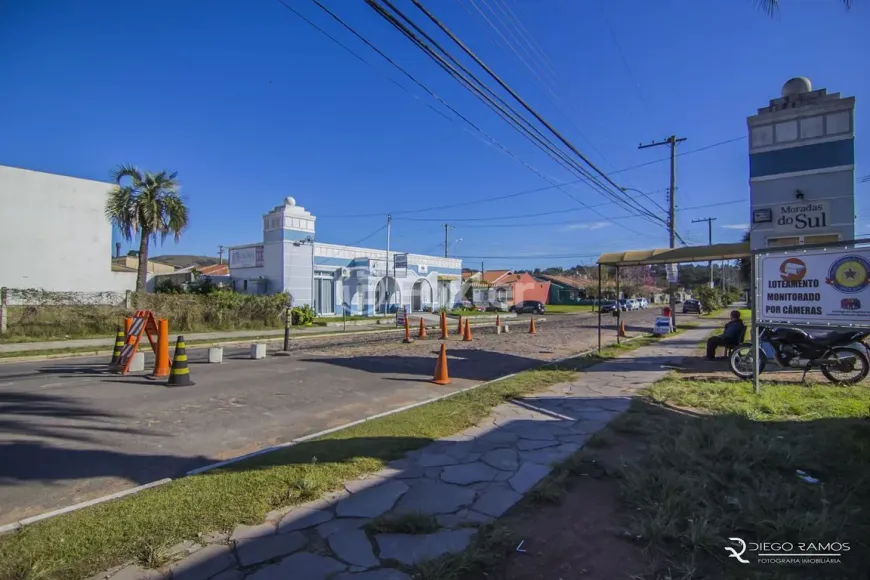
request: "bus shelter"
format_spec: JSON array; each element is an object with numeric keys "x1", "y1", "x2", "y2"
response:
[{"x1": 595, "y1": 242, "x2": 750, "y2": 351}]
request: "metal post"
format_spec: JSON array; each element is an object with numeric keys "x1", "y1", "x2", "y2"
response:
[
  {"x1": 283, "y1": 307, "x2": 291, "y2": 352},
  {"x1": 751, "y1": 252, "x2": 760, "y2": 394},
  {"x1": 615, "y1": 266, "x2": 621, "y2": 345},
  {"x1": 597, "y1": 264, "x2": 602, "y2": 352}
]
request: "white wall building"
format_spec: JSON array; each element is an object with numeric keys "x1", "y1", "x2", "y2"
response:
[
  {"x1": 229, "y1": 197, "x2": 464, "y2": 315},
  {"x1": 0, "y1": 165, "x2": 138, "y2": 293}
]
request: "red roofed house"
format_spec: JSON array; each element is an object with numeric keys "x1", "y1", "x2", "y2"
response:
[{"x1": 462, "y1": 270, "x2": 550, "y2": 307}]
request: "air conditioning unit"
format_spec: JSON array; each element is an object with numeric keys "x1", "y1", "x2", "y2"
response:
[{"x1": 335, "y1": 268, "x2": 350, "y2": 279}]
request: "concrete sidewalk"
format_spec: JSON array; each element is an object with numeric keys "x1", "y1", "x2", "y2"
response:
[{"x1": 93, "y1": 322, "x2": 716, "y2": 580}]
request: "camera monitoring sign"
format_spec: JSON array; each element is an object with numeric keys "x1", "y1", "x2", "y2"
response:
[{"x1": 758, "y1": 246, "x2": 870, "y2": 326}]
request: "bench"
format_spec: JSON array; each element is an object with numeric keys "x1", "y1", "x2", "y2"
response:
[{"x1": 724, "y1": 324, "x2": 748, "y2": 358}]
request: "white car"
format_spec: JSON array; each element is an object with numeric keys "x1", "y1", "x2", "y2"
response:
[
  {"x1": 625, "y1": 299, "x2": 640, "y2": 311},
  {"x1": 637, "y1": 298, "x2": 649, "y2": 309}
]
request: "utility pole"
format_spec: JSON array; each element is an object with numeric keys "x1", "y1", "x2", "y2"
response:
[
  {"x1": 692, "y1": 217, "x2": 717, "y2": 287},
  {"x1": 443, "y1": 223, "x2": 455, "y2": 257},
  {"x1": 386, "y1": 214, "x2": 392, "y2": 315},
  {"x1": 218, "y1": 245, "x2": 225, "y2": 265},
  {"x1": 639, "y1": 135, "x2": 686, "y2": 329}
]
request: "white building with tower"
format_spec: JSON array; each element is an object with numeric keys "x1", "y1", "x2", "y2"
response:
[
  {"x1": 228, "y1": 196, "x2": 463, "y2": 316},
  {"x1": 747, "y1": 77, "x2": 856, "y2": 250}
]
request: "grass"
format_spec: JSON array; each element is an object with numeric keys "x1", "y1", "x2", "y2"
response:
[
  {"x1": 647, "y1": 376, "x2": 870, "y2": 420},
  {"x1": 613, "y1": 378, "x2": 870, "y2": 579},
  {"x1": 0, "y1": 332, "x2": 672, "y2": 580},
  {"x1": 366, "y1": 513, "x2": 440, "y2": 535},
  {"x1": 448, "y1": 310, "x2": 503, "y2": 317},
  {"x1": 413, "y1": 524, "x2": 516, "y2": 580},
  {"x1": 312, "y1": 315, "x2": 388, "y2": 325},
  {"x1": 542, "y1": 304, "x2": 595, "y2": 313}
]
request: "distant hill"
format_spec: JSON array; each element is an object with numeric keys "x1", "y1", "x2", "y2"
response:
[{"x1": 150, "y1": 254, "x2": 220, "y2": 269}]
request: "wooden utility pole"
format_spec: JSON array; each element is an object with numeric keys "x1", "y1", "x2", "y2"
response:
[
  {"x1": 692, "y1": 217, "x2": 717, "y2": 287},
  {"x1": 218, "y1": 245, "x2": 225, "y2": 265},
  {"x1": 639, "y1": 135, "x2": 686, "y2": 328}
]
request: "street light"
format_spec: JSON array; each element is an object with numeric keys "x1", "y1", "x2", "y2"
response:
[{"x1": 293, "y1": 236, "x2": 316, "y2": 312}]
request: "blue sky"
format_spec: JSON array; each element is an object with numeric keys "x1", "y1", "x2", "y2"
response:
[{"x1": 1, "y1": 0, "x2": 867, "y2": 270}]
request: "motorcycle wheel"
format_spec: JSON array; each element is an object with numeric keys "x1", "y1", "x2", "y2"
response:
[
  {"x1": 729, "y1": 344, "x2": 767, "y2": 380},
  {"x1": 820, "y1": 347, "x2": 870, "y2": 385}
]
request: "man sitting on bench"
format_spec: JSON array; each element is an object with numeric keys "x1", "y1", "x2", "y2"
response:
[{"x1": 706, "y1": 310, "x2": 745, "y2": 360}]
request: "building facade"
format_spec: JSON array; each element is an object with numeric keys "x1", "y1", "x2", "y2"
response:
[
  {"x1": 228, "y1": 197, "x2": 463, "y2": 315},
  {"x1": 0, "y1": 165, "x2": 139, "y2": 293},
  {"x1": 747, "y1": 77, "x2": 855, "y2": 251}
]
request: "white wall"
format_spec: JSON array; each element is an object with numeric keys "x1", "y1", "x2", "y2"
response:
[{"x1": 0, "y1": 165, "x2": 121, "y2": 292}]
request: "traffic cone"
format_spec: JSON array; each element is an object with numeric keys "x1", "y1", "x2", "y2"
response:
[
  {"x1": 618, "y1": 319, "x2": 627, "y2": 338},
  {"x1": 456, "y1": 316, "x2": 463, "y2": 335},
  {"x1": 463, "y1": 318, "x2": 472, "y2": 342},
  {"x1": 529, "y1": 317, "x2": 537, "y2": 334},
  {"x1": 440, "y1": 311, "x2": 448, "y2": 340},
  {"x1": 166, "y1": 336, "x2": 195, "y2": 387},
  {"x1": 108, "y1": 325, "x2": 124, "y2": 370},
  {"x1": 418, "y1": 318, "x2": 428, "y2": 339},
  {"x1": 403, "y1": 314, "x2": 413, "y2": 344},
  {"x1": 432, "y1": 343, "x2": 451, "y2": 385}
]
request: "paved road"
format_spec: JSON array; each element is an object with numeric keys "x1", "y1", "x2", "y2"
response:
[{"x1": 0, "y1": 309, "x2": 669, "y2": 523}]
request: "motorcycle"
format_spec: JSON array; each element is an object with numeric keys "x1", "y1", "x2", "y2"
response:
[{"x1": 729, "y1": 326, "x2": 870, "y2": 385}]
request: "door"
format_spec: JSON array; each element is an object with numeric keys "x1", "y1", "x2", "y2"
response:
[{"x1": 316, "y1": 278, "x2": 334, "y2": 315}]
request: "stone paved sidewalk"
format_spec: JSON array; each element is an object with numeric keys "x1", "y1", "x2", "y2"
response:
[{"x1": 91, "y1": 324, "x2": 714, "y2": 580}]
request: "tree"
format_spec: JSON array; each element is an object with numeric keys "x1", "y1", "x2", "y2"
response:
[
  {"x1": 755, "y1": 0, "x2": 852, "y2": 16},
  {"x1": 106, "y1": 166, "x2": 189, "y2": 292},
  {"x1": 738, "y1": 230, "x2": 751, "y2": 285}
]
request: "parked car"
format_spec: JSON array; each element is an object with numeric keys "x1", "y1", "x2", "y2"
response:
[
  {"x1": 600, "y1": 300, "x2": 618, "y2": 313},
  {"x1": 618, "y1": 299, "x2": 635, "y2": 311},
  {"x1": 682, "y1": 298, "x2": 702, "y2": 314},
  {"x1": 637, "y1": 298, "x2": 649, "y2": 309},
  {"x1": 510, "y1": 300, "x2": 545, "y2": 314}
]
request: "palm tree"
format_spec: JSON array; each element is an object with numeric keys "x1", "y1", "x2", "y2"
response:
[
  {"x1": 106, "y1": 166, "x2": 189, "y2": 292},
  {"x1": 754, "y1": 0, "x2": 852, "y2": 16}
]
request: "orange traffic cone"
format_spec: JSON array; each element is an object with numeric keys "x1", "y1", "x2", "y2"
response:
[
  {"x1": 403, "y1": 310, "x2": 413, "y2": 344},
  {"x1": 440, "y1": 311, "x2": 448, "y2": 339},
  {"x1": 418, "y1": 318, "x2": 428, "y2": 339},
  {"x1": 432, "y1": 343, "x2": 451, "y2": 385},
  {"x1": 618, "y1": 319, "x2": 627, "y2": 337},
  {"x1": 529, "y1": 317, "x2": 537, "y2": 334},
  {"x1": 456, "y1": 316, "x2": 463, "y2": 335},
  {"x1": 463, "y1": 318, "x2": 472, "y2": 342}
]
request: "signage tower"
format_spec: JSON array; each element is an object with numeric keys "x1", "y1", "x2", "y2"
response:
[{"x1": 746, "y1": 77, "x2": 855, "y2": 251}]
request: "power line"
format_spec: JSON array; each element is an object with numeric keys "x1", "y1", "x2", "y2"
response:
[
  {"x1": 370, "y1": 0, "x2": 665, "y2": 229},
  {"x1": 318, "y1": 136, "x2": 743, "y2": 219},
  {"x1": 347, "y1": 224, "x2": 388, "y2": 247},
  {"x1": 281, "y1": 0, "x2": 604, "y2": 227},
  {"x1": 301, "y1": 0, "x2": 660, "y2": 235},
  {"x1": 407, "y1": 198, "x2": 747, "y2": 229},
  {"x1": 364, "y1": 5, "x2": 667, "y2": 243},
  {"x1": 407, "y1": 0, "x2": 658, "y2": 216}
]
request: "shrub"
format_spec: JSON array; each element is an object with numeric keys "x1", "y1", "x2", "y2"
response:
[{"x1": 1, "y1": 289, "x2": 291, "y2": 340}]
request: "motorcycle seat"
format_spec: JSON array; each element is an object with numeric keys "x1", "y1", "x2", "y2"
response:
[{"x1": 805, "y1": 330, "x2": 857, "y2": 345}]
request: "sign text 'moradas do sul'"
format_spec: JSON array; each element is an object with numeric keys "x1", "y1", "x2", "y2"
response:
[
  {"x1": 772, "y1": 201, "x2": 829, "y2": 234},
  {"x1": 758, "y1": 246, "x2": 870, "y2": 326}
]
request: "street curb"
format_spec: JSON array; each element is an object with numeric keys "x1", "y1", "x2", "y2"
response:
[
  {"x1": 0, "y1": 329, "x2": 644, "y2": 536},
  {"x1": 0, "y1": 319, "x2": 539, "y2": 364}
]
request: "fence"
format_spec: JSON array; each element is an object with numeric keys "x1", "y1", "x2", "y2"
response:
[{"x1": 0, "y1": 287, "x2": 290, "y2": 341}]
